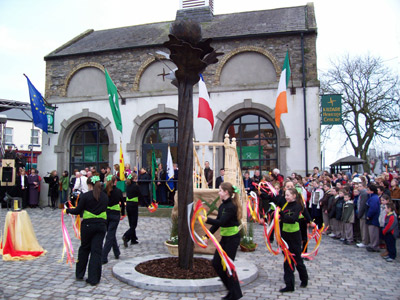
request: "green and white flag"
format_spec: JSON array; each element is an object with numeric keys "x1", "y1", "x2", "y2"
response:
[{"x1": 105, "y1": 69, "x2": 122, "y2": 133}]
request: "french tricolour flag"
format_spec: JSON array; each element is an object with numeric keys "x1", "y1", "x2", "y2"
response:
[{"x1": 198, "y1": 74, "x2": 214, "y2": 130}]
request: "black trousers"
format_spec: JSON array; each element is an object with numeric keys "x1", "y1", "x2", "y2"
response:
[
  {"x1": 299, "y1": 218, "x2": 308, "y2": 252},
  {"x1": 101, "y1": 213, "x2": 120, "y2": 263},
  {"x1": 383, "y1": 232, "x2": 397, "y2": 259},
  {"x1": 212, "y1": 234, "x2": 242, "y2": 300},
  {"x1": 76, "y1": 221, "x2": 107, "y2": 284},
  {"x1": 20, "y1": 189, "x2": 28, "y2": 209},
  {"x1": 123, "y1": 202, "x2": 139, "y2": 242},
  {"x1": 282, "y1": 230, "x2": 308, "y2": 289}
]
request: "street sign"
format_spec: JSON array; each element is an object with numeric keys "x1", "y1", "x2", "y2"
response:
[
  {"x1": 321, "y1": 94, "x2": 342, "y2": 125},
  {"x1": 45, "y1": 106, "x2": 56, "y2": 133}
]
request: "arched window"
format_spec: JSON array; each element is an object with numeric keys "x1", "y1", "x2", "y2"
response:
[
  {"x1": 70, "y1": 122, "x2": 109, "y2": 174},
  {"x1": 142, "y1": 118, "x2": 178, "y2": 169},
  {"x1": 225, "y1": 114, "x2": 278, "y2": 172}
]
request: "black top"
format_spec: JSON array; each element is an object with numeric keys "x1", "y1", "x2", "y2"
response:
[
  {"x1": 49, "y1": 175, "x2": 59, "y2": 197},
  {"x1": 206, "y1": 197, "x2": 239, "y2": 235},
  {"x1": 126, "y1": 182, "x2": 141, "y2": 200},
  {"x1": 138, "y1": 172, "x2": 151, "y2": 196},
  {"x1": 280, "y1": 201, "x2": 302, "y2": 225},
  {"x1": 66, "y1": 190, "x2": 108, "y2": 223},
  {"x1": 107, "y1": 187, "x2": 125, "y2": 216},
  {"x1": 277, "y1": 198, "x2": 310, "y2": 222}
]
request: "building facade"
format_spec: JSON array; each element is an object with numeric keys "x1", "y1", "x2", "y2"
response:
[
  {"x1": 1, "y1": 107, "x2": 43, "y2": 170},
  {"x1": 40, "y1": 3, "x2": 320, "y2": 203}
]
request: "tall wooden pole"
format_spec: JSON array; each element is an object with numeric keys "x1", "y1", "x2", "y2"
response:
[
  {"x1": 164, "y1": 19, "x2": 222, "y2": 270},
  {"x1": 177, "y1": 79, "x2": 194, "y2": 269}
]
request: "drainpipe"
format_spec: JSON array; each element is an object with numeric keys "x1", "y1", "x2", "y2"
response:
[{"x1": 301, "y1": 33, "x2": 309, "y2": 175}]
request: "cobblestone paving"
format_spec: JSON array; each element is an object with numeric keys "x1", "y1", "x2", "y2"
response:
[{"x1": 0, "y1": 207, "x2": 398, "y2": 300}]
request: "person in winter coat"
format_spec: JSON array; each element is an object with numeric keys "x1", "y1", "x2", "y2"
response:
[
  {"x1": 366, "y1": 184, "x2": 381, "y2": 252},
  {"x1": 341, "y1": 192, "x2": 355, "y2": 245},
  {"x1": 382, "y1": 202, "x2": 398, "y2": 262}
]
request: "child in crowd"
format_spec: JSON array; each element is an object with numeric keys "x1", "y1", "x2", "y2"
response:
[
  {"x1": 342, "y1": 192, "x2": 355, "y2": 245},
  {"x1": 352, "y1": 188, "x2": 361, "y2": 242},
  {"x1": 378, "y1": 194, "x2": 391, "y2": 255},
  {"x1": 328, "y1": 187, "x2": 338, "y2": 238},
  {"x1": 382, "y1": 203, "x2": 398, "y2": 262},
  {"x1": 334, "y1": 189, "x2": 345, "y2": 240},
  {"x1": 309, "y1": 179, "x2": 324, "y2": 229}
]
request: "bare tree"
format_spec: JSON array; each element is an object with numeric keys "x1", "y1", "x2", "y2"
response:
[{"x1": 320, "y1": 54, "x2": 400, "y2": 173}]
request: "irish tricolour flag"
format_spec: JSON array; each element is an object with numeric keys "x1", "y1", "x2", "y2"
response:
[
  {"x1": 275, "y1": 51, "x2": 291, "y2": 128},
  {"x1": 198, "y1": 74, "x2": 214, "y2": 130}
]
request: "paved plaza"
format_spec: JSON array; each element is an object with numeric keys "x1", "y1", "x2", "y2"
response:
[{"x1": 0, "y1": 207, "x2": 398, "y2": 300}]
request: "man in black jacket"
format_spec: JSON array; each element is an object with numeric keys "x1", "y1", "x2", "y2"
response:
[{"x1": 138, "y1": 168, "x2": 151, "y2": 207}]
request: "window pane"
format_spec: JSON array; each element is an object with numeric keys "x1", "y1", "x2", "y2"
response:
[
  {"x1": 260, "y1": 127, "x2": 276, "y2": 138},
  {"x1": 5, "y1": 128, "x2": 13, "y2": 134},
  {"x1": 159, "y1": 128, "x2": 174, "y2": 143},
  {"x1": 226, "y1": 124, "x2": 239, "y2": 138},
  {"x1": 261, "y1": 140, "x2": 277, "y2": 159},
  {"x1": 241, "y1": 115, "x2": 258, "y2": 123},
  {"x1": 158, "y1": 119, "x2": 175, "y2": 128},
  {"x1": 84, "y1": 131, "x2": 98, "y2": 144},
  {"x1": 84, "y1": 146, "x2": 97, "y2": 163},
  {"x1": 72, "y1": 132, "x2": 83, "y2": 144},
  {"x1": 144, "y1": 129, "x2": 159, "y2": 144},
  {"x1": 242, "y1": 124, "x2": 258, "y2": 139},
  {"x1": 80, "y1": 122, "x2": 97, "y2": 131},
  {"x1": 99, "y1": 130, "x2": 109, "y2": 144},
  {"x1": 260, "y1": 160, "x2": 278, "y2": 172},
  {"x1": 99, "y1": 145, "x2": 108, "y2": 162},
  {"x1": 71, "y1": 146, "x2": 83, "y2": 162}
]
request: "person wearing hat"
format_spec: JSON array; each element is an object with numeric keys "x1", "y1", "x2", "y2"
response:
[{"x1": 73, "y1": 170, "x2": 88, "y2": 194}]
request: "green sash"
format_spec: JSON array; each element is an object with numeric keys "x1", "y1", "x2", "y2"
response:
[
  {"x1": 220, "y1": 226, "x2": 239, "y2": 237},
  {"x1": 107, "y1": 204, "x2": 120, "y2": 211},
  {"x1": 126, "y1": 197, "x2": 138, "y2": 202},
  {"x1": 83, "y1": 210, "x2": 107, "y2": 220}
]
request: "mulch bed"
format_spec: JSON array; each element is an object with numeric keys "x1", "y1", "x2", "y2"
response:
[{"x1": 135, "y1": 257, "x2": 217, "y2": 279}]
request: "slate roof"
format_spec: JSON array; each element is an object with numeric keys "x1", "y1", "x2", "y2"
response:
[{"x1": 45, "y1": 4, "x2": 316, "y2": 59}]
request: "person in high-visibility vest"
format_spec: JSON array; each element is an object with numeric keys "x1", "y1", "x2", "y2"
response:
[
  {"x1": 204, "y1": 182, "x2": 243, "y2": 300},
  {"x1": 65, "y1": 175, "x2": 108, "y2": 286},
  {"x1": 102, "y1": 175, "x2": 125, "y2": 264},
  {"x1": 122, "y1": 173, "x2": 141, "y2": 247},
  {"x1": 279, "y1": 188, "x2": 309, "y2": 293}
]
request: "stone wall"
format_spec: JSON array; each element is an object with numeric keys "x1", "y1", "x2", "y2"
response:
[{"x1": 44, "y1": 32, "x2": 318, "y2": 99}]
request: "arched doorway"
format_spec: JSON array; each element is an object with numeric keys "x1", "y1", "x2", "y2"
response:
[
  {"x1": 142, "y1": 118, "x2": 178, "y2": 170},
  {"x1": 224, "y1": 113, "x2": 278, "y2": 173},
  {"x1": 70, "y1": 122, "x2": 109, "y2": 174}
]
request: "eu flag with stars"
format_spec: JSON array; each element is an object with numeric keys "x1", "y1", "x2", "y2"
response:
[{"x1": 24, "y1": 74, "x2": 48, "y2": 133}]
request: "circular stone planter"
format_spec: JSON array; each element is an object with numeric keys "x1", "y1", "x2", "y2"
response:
[{"x1": 112, "y1": 254, "x2": 258, "y2": 293}]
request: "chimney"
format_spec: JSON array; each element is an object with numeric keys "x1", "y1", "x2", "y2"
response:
[{"x1": 176, "y1": 0, "x2": 214, "y2": 22}]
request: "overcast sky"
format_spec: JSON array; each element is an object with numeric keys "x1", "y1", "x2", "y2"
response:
[{"x1": 0, "y1": 0, "x2": 399, "y2": 165}]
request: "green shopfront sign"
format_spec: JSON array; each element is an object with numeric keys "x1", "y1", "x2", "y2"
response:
[
  {"x1": 321, "y1": 94, "x2": 342, "y2": 125},
  {"x1": 45, "y1": 105, "x2": 55, "y2": 133}
]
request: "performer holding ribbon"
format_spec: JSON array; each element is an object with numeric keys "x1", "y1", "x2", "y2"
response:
[
  {"x1": 65, "y1": 175, "x2": 108, "y2": 286},
  {"x1": 122, "y1": 173, "x2": 141, "y2": 247},
  {"x1": 204, "y1": 182, "x2": 243, "y2": 300},
  {"x1": 101, "y1": 175, "x2": 125, "y2": 264},
  {"x1": 279, "y1": 187, "x2": 308, "y2": 293}
]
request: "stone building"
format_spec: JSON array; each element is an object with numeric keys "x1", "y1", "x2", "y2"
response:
[{"x1": 40, "y1": 1, "x2": 320, "y2": 202}]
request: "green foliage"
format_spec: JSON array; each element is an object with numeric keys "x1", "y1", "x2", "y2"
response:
[
  {"x1": 166, "y1": 216, "x2": 179, "y2": 245},
  {"x1": 240, "y1": 222, "x2": 257, "y2": 249}
]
